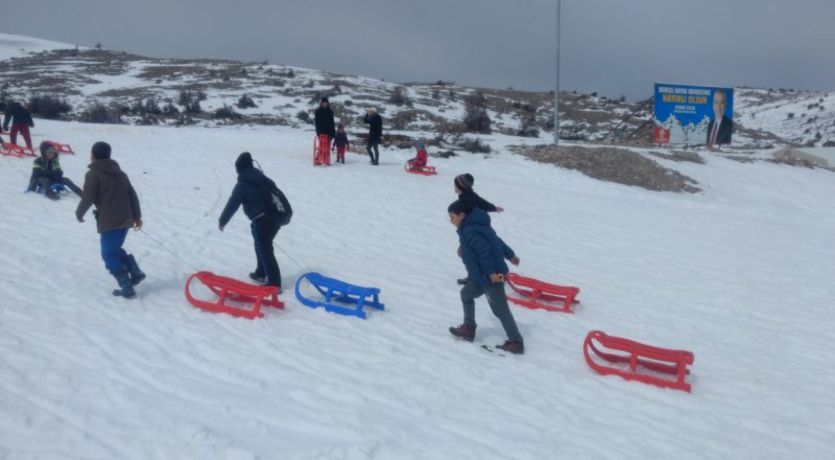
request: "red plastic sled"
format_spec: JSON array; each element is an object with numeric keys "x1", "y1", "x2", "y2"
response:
[
  {"x1": 506, "y1": 272, "x2": 579, "y2": 313},
  {"x1": 0, "y1": 142, "x2": 35, "y2": 157},
  {"x1": 313, "y1": 134, "x2": 331, "y2": 166},
  {"x1": 185, "y1": 271, "x2": 284, "y2": 319},
  {"x1": 583, "y1": 330, "x2": 695, "y2": 392},
  {"x1": 43, "y1": 140, "x2": 74, "y2": 155},
  {"x1": 404, "y1": 160, "x2": 436, "y2": 176}
]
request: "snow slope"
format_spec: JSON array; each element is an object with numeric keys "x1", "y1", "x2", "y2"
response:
[{"x1": 1, "y1": 118, "x2": 834, "y2": 459}]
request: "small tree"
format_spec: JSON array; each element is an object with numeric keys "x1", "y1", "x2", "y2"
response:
[{"x1": 463, "y1": 92, "x2": 491, "y2": 134}]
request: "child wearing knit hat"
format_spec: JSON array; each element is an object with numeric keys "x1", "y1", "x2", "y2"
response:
[{"x1": 453, "y1": 173, "x2": 504, "y2": 285}]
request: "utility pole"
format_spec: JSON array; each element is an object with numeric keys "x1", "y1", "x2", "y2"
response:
[{"x1": 554, "y1": 0, "x2": 561, "y2": 146}]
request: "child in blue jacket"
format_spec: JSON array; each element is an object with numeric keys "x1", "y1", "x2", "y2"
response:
[{"x1": 447, "y1": 199, "x2": 524, "y2": 354}]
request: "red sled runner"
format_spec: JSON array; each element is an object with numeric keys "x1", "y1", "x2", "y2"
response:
[
  {"x1": 0, "y1": 142, "x2": 35, "y2": 157},
  {"x1": 404, "y1": 160, "x2": 436, "y2": 176},
  {"x1": 506, "y1": 272, "x2": 580, "y2": 313},
  {"x1": 185, "y1": 271, "x2": 284, "y2": 319},
  {"x1": 583, "y1": 330, "x2": 695, "y2": 392},
  {"x1": 313, "y1": 134, "x2": 331, "y2": 166},
  {"x1": 43, "y1": 140, "x2": 74, "y2": 155}
]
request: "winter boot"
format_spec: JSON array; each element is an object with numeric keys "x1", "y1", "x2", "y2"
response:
[
  {"x1": 45, "y1": 189, "x2": 60, "y2": 201},
  {"x1": 112, "y1": 272, "x2": 136, "y2": 299},
  {"x1": 449, "y1": 323, "x2": 477, "y2": 342},
  {"x1": 496, "y1": 340, "x2": 525, "y2": 355},
  {"x1": 123, "y1": 254, "x2": 146, "y2": 286},
  {"x1": 249, "y1": 272, "x2": 267, "y2": 284},
  {"x1": 456, "y1": 277, "x2": 470, "y2": 286}
]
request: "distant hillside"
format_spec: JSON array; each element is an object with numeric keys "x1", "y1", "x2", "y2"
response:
[{"x1": 1, "y1": 34, "x2": 832, "y2": 149}]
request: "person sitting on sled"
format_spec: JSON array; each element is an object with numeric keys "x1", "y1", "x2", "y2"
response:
[
  {"x1": 332, "y1": 123, "x2": 350, "y2": 164},
  {"x1": 27, "y1": 141, "x2": 83, "y2": 200},
  {"x1": 407, "y1": 141, "x2": 429, "y2": 170},
  {"x1": 447, "y1": 199, "x2": 524, "y2": 354}
]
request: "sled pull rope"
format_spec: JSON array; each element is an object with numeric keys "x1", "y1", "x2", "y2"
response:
[{"x1": 139, "y1": 228, "x2": 200, "y2": 272}]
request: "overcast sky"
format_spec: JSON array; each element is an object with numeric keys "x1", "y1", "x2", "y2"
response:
[{"x1": 2, "y1": 0, "x2": 834, "y2": 99}]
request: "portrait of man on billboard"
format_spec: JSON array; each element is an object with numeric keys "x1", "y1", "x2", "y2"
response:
[{"x1": 706, "y1": 88, "x2": 733, "y2": 146}]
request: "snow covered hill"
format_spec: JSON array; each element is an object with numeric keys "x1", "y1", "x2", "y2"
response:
[
  {"x1": 4, "y1": 33, "x2": 833, "y2": 150},
  {"x1": 1, "y1": 34, "x2": 835, "y2": 460}
]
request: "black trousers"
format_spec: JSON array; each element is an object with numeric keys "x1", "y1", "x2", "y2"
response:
[
  {"x1": 251, "y1": 216, "x2": 281, "y2": 287},
  {"x1": 366, "y1": 142, "x2": 379, "y2": 164}
]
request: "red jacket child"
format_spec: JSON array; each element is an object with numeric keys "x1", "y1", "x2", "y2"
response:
[{"x1": 408, "y1": 143, "x2": 428, "y2": 169}]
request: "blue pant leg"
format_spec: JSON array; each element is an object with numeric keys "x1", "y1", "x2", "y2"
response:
[{"x1": 100, "y1": 228, "x2": 129, "y2": 275}]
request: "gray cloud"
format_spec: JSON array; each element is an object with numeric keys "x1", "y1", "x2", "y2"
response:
[{"x1": 2, "y1": 0, "x2": 833, "y2": 99}]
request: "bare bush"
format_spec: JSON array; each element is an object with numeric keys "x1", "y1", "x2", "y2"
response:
[
  {"x1": 27, "y1": 95, "x2": 72, "y2": 119},
  {"x1": 389, "y1": 86, "x2": 411, "y2": 106},
  {"x1": 214, "y1": 105, "x2": 242, "y2": 120},
  {"x1": 237, "y1": 94, "x2": 257, "y2": 109},
  {"x1": 80, "y1": 102, "x2": 123, "y2": 124},
  {"x1": 458, "y1": 137, "x2": 491, "y2": 153},
  {"x1": 463, "y1": 92, "x2": 491, "y2": 134}
]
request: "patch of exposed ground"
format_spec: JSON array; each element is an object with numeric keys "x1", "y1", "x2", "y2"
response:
[{"x1": 511, "y1": 144, "x2": 701, "y2": 193}]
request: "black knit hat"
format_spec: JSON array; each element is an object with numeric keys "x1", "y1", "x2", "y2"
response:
[
  {"x1": 454, "y1": 173, "x2": 474, "y2": 192},
  {"x1": 321, "y1": 97, "x2": 329, "y2": 104},
  {"x1": 40, "y1": 141, "x2": 57, "y2": 156},
  {"x1": 235, "y1": 151, "x2": 253, "y2": 173},
  {"x1": 92, "y1": 141, "x2": 111, "y2": 160},
  {"x1": 448, "y1": 199, "x2": 473, "y2": 215}
]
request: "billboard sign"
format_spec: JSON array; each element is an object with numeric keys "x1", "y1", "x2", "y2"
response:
[{"x1": 653, "y1": 83, "x2": 733, "y2": 146}]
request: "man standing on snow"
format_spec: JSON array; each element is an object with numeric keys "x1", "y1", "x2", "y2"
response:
[
  {"x1": 314, "y1": 97, "x2": 336, "y2": 165},
  {"x1": 363, "y1": 107, "x2": 383, "y2": 165},
  {"x1": 76, "y1": 142, "x2": 145, "y2": 299}
]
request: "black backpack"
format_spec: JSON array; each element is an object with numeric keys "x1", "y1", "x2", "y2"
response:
[{"x1": 246, "y1": 178, "x2": 293, "y2": 226}]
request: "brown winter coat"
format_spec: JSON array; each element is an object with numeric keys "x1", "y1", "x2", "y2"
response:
[{"x1": 75, "y1": 159, "x2": 141, "y2": 233}]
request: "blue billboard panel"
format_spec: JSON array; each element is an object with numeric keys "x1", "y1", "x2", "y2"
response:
[{"x1": 653, "y1": 83, "x2": 733, "y2": 146}]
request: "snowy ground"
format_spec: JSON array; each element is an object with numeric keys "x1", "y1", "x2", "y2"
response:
[{"x1": 1, "y1": 118, "x2": 834, "y2": 459}]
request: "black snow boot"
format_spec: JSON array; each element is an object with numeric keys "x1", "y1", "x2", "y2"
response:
[
  {"x1": 112, "y1": 272, "x2": 136, "y2": 299},
  {"x1": 249, "y1": 272, "x2": 267, "y2": 284},
  {"x1": 123, "y1": 254, "x2": 146, "y2": 286},
  {"x1": 449, "y1": 323, "x2": 477, "y2": 342},
  {"x1": 456, "y1": 277, "x2": 469, "y2": 286}
]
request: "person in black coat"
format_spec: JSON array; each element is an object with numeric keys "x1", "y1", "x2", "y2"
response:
[
  {"x1": 363, "y1": 108, "x2": 383, "y2": 165},
  {"x1": 313, "y1": 97, "x2": 336, "y2": 165},
  {"x1": 314, "y1": 97, "x2": 336, "y2": 139},
  {"x1": 218, "y1": 152, "x2": 284, "y2": 289},
  {"x1": 3, "y1": 101, "x2": 35, "y2": 150}
]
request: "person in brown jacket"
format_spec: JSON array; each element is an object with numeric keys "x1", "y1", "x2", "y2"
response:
[{"x1": 75, "y1": 141, "x2": 145, "y2": 298}]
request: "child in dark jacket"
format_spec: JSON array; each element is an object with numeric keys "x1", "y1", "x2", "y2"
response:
[
  {"x1": 332, "y1": 123, "x2": 350, "y2": 164},
  {"x1": 27, "y1": 141, "x2": 82, "y2": 200},
  {"x1": 218, "y1": 152, "x2": 288, "y2": 289},
  {"x1": 447, "y1": 200, "x2": 523, "y2": 354},
  {"x1": 454, "y1": 173, "x2": 504, "y2": 285}
]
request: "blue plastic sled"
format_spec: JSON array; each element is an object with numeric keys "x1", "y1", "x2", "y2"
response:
[
  {"x1": 294, "y1": 272, "x2": 384, "y2": 319},
  {"x1": 25, "y1": 183, "x2": 66, "y2": 194}
]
